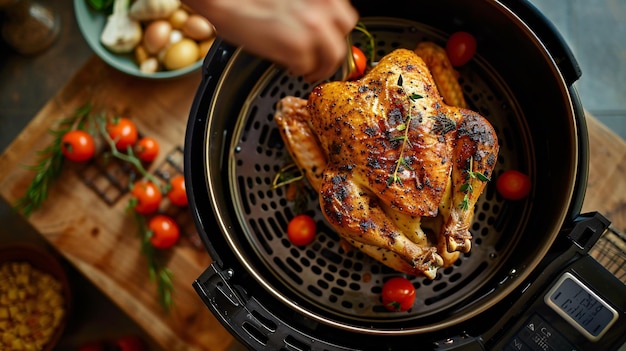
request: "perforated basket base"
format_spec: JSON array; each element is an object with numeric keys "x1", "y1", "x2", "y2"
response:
[{"x1": 223, "y1": 18, "x2": 533, "y2": 326}]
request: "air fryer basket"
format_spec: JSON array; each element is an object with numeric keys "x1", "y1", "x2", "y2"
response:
[{"x1": 186, "y1": 0, "x2": 588, "y2": 344}]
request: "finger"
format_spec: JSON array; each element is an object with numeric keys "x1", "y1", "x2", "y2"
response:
[
  {"x1": 302, "y1": 13, "x2": 352, "y2": 81},
  {"x1": 331, "y1": 0, "x2": 359, "y2": 33},
  {"x1": 304, "y1": 35, "x2": 347, "y2": 83}
]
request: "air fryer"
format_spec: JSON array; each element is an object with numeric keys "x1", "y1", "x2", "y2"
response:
[{"x1": 184, "y1": 0, "x2": 626, "y2": 350}]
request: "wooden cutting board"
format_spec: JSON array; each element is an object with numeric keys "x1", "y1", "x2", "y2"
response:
[
  {"x1": 0, "y1": 55, "x2": 625, "y2": 351},
  {"x1": 0, "y1": 56, "x2": 234, "y2": 351}
]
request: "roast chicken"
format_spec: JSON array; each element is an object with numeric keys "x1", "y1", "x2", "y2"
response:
[{"x1": 274, "y1": 48, "x2": 499, "y2": 279}]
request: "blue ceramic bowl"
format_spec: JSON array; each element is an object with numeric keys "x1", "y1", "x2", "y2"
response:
[{"x1": 73, "y1": 0, "x2": 202, "y2": 79}]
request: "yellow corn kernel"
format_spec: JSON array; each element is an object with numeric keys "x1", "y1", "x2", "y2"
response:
[
  {"x1": 48, "y1": 295, "x2": 63, "y2": 308},
  {"x1": 14, "y1": 312, "x2": 27, "y2": 323},
  {"x1": 38, "y1": 314, "x2": 52, "y2": 328},
  {"x1": 8, "y1": 306, "x2": 18, "y2": 318},
  {"x1": 7, "y1": 289, "x2": 17, "y2": 302},
  {"x1": 41, "y1": 327, "x2": 53, "y2": 339},
  {"x1": 414, "y1": 42, "x2": 468, "y2": 108},
  {"x1": 0, "y1": 308, "x2": 8, "y2": 320},
  {"x1": 11, "y1": 338, "x2": 24, "y2": 350},
  {"x1": 1, "y1": 331, "x2": 15, "y2": 344},
  {"x1": 16, "y1": 324, "x2": 30, "y2": 338},
  {"x1": 0, "y1": 295, "x2": 7, "y2": 306},
  {"x1": 25, "y1": 285, "x2": 36, "y2": 296}
]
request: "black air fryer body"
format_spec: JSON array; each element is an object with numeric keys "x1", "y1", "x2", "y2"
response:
[{"x1": 184, "y1": 0, "x2": 626, "y2": 349}]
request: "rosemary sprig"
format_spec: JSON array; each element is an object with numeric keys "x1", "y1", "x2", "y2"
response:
[
  {"x1": 459, "y1": 157, "x2": 490, "y2": 211},
  {"x1": 132, "y1": 210, "x2": 174, "y2": 311},
  {"x1": 14, "y1": 104, "x2": 93, "y2": 217},
  {"x1": 387, "y1": 75, "x2": 423, "y2": 186}
]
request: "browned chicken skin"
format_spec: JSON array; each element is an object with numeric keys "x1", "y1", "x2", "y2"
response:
[{"x1": 275, "y1": 48, "x2": 499, "y2": 279}]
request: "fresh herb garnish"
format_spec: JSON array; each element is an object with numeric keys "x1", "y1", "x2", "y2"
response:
[
  {"x1": 387, "y1": 75, "x2": 423, "y2": 186},
  {"x1": 459, "y1": 157, "x2": 490, "y2": 211},
  {"x1": 14, "y1": 104, "x2": 93, "y2": 217},
  {"x1": 431, "y1": 114, "x2": 457, "y2": 135},
  {"x1": 271, "y1": 163, "x2": 304, "y2": 190}
]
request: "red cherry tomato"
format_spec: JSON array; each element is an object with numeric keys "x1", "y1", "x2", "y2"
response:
[
  {"x1": 348, "y1": 46, "x2": 367, "y2": 80},
  {"x1": 445, "y1": 31, "x2": 477, "y2": 67},
  {"x1": 61, "y1": 130, "x2": 95, "y2": 162},
  {"x1": 148, "y1": 215, "x2": 180, "y2": 249},
  {"x1": 130, "y1": 180, "x2": 162, "y2": 214},
  {"x1": 381, "y1": 277, "x2": 416, "y2": 312},
  {"x1": 167, "y1": 174, "x2": 188, "y2": 207},
  {"x1": 496, "y1": 170, "x2": 531, "y2": 200},
  {"x1": 135, "y1": 137, "x2": 160, "y2": 163},
  {"x1": 113, "y1": 335, "x2": 146, "y2": 351},
  {"x1": 107, "y1": 117, "x2": 138, "y2": 151},
  {"x1": 287, "y1": 214, "x2": 316, "y2": 246}
]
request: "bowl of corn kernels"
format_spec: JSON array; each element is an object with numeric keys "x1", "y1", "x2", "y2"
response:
[{"x1": 0, "y1": 244, "x2": 71, "y2": 351}]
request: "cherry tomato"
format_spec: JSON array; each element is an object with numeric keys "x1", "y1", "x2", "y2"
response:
[
  {"x1": 130, "y1": 180, "x2": 162, "y2": 214},
  {"x1": 348, "y1": 46, "x2": 367, "y2": 80},
  {"x1": 496, "y1": 170, "x2": 531, "y2": 200},
  {"x1": 445, "y1": 31, "x2": 477, "y2": 67},
  {"x1": 148, "y1": 215, "x2": 180, "y2": 249},
  {"x1": 287, "y1": 214, "x2": 316, "y2": 246},
  {"x1": 107, "y1": 117, "x2": 138, "y2": 151},
  {"x1": 113, "y1": 335, "x2": 146, "y2": 351},
  {"x1": 167, "y1": 174, "x2": 188, "y2": 207},
  {"x1": 135, "y1": 137, "x2": 160, "y2": 163},
  {"x1": 381, "y1": 276, "x2": 416, "y2": 312},
  {"x1": 61, "y1": 130, "x2": 95, "y2": 162}
]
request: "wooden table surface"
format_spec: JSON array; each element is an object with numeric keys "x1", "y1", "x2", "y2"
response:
[{"x1": 0, "y1": 55, "x2": 625, "y2": 351}]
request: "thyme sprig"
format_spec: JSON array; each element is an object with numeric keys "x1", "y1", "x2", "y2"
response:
[
  {"x1": 459, "y1": 157, "x2": 490, "y2": 211},
  {"x1": 14, "y1": 104, "x2": 93, "y2": 217},
  {"x1": 431, "y1": 114, "x2": 457, "y2": 135},
  {"x1": 271, "y1": 163, "x2": 311, "y2": 214},
  {"x1": 270, "y1": 163, "x2": 304, "y2": 190},
  {"x1": 387, "y1": 75, "x2": 423, "y2": 186}
]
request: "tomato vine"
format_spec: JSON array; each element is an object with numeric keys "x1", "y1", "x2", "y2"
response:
[{"x1": 16, "y1": 104, "x2": 177, "y2": 311}]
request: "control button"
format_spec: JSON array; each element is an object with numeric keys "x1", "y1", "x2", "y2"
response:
[{"x1": 507, "y1": 314, "x2": 579, "y2": 351}]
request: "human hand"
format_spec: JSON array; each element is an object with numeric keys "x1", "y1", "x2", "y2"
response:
[{"x1": 184, "y1": 0, "x2": 359, "y2": 82}]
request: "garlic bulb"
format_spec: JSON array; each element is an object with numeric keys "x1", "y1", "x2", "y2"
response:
[{"x1": 129, "y1": 0, "x2": 181, "y2": 21}]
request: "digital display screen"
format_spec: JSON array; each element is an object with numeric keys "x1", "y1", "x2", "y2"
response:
[{"x1": 545, "y1": 272, "x2": 618, "y2": 341}]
